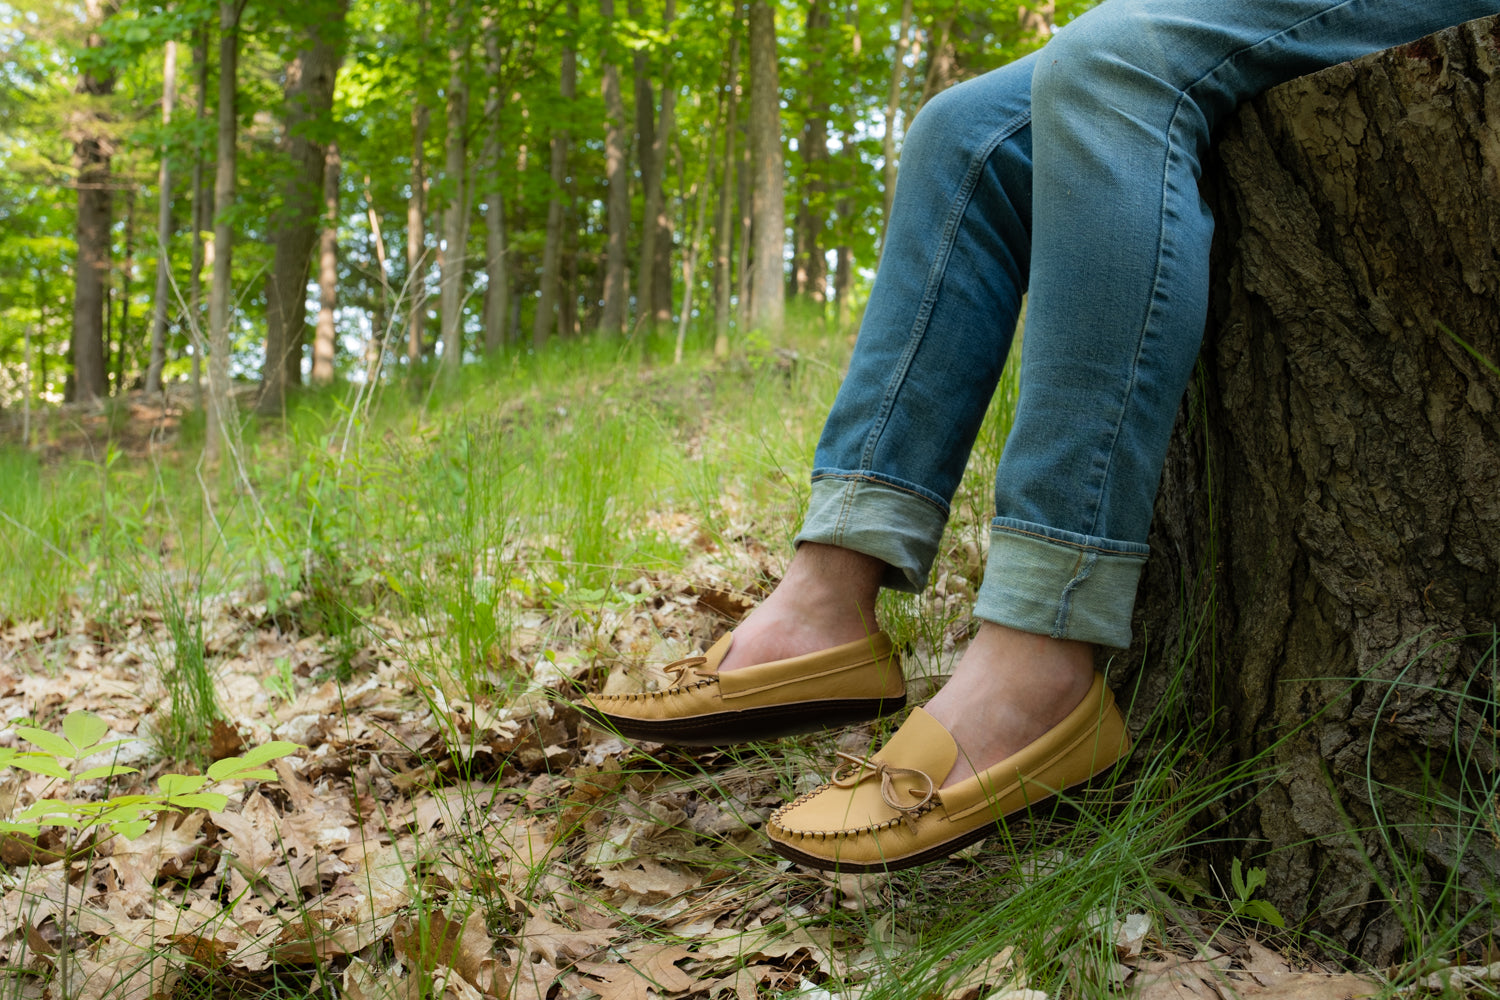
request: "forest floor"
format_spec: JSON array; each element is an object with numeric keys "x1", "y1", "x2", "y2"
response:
[{"x1": 0, "y1": 335, "x2": 1492, "y2": 1000}]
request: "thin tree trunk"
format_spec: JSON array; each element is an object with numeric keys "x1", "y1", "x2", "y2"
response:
[
  {"x1": 114, "y1": 182, "x2": 136, "y2": 394},
  {"x1": 735, "y1": 120, "x2": 751, "y2": 331},
  {"x1": 795, "y1": 0, "x2": 829, "y2": 307},
  {"x1": 481, "y1": 29, "x2": 510, "y2": 354},
  {"x1": 746, "y1": 0, "x2": 784, "y2": 332},
  {"x1": 407, "y1": 0, "x2": 430, "y2": 364},
  {"x1": 532, "y1": 11, "x2": 575, "y2": 347},
  {"x1": 311, "y1": 143, "x2": 340, "y2": 384},
  {"x1": 363, "y1": 173, "x2": 392, "y2": 371},
  {"x1": 146, "y1": 39, "x2": 178, "y2": 396},
  {"x1": 634, "y1": 0, "x2": 676, "y2": 329},
  {"x1": 439, "y1": 0, "x2": 470, "y2": 372},
  {"x1": 205, "y1": 0, "x2": 239, "y2": 464},
  {"x1": 877, "y1": 0, "x2": 913, "y2": 262},
  {"x1": 675, "y1": 134, "x2": 710, "y2": 364},
  {"x1": 70, "y1": 0, "x2": 117, "y2": 404},
  {"x1": 917, "y1": 14, "x2": 956, "y2": 111},
  {"x1": 260, "y1": 0, "x2": 347, "y2": 414},
  {"x1": 713, "y1": 31, "x2": 740, "y2": 356},
  {"x1": 598, "y1": 0, "x2": 629, "y2": 337},
  {"x1": 188, "y1": 24, "x2": 208, "y2": 409}
]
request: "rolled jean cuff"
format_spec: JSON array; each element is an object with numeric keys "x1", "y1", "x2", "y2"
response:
[
  {"x1": 975, "y1": 518, "x2": 1149, "y2": 648},
  {"x1": 796, "y1": 471, "x2": 949, "y2": 594}
]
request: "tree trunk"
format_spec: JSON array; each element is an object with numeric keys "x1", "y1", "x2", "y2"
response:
[
  {"x1": 261, "y1": 0, "x2": 348, "y2": 413},
  {"x1": 438, "y1": 1, "x2": 470, "y2": 373},
  {"x1": 70, "y1": 0, "x2": 117, "y2": 404},
  {"x1": 598, "y1": 0, "x2": 629, "y2": 337},
  {"x1": 205, "y1": 0, "x2": 239, "y2": 464},
  {"x1": 407, "y1": 0, "x2": 431, "y2": 364},
  {"x1": 712, "y1": 31, "x2": 740, "y2": 356},
  {"x1": 114, "y1": 182, "x2": 135, "y2": 394},
  {"x1": 634, "y1": 0, "x2": 676, "y2": 330},
  {"x1": 745, "y1": 0, "x2": 784, "y2": 333},
  {"x1": 794, "y1": 0, "x2": 828, "y2": 308},
  {"x1": 876, "y1": 0, "x2": 913, "y2": 263},
  {"x1": 188, "y1": 23, "x2": 209, "y2": 409},
  {"x1": 532, "y1": 14, "x2": 575, "y2": 347},
  {"x1": 311, "y1": 143, "x2": 340, "y2": 384},
  {"x1": 481, "y1": 28, "x2": 512, "y2": 354},
  {"x1": 1124, "y1": 16, "x2": 1500, "y2": 965},
  {"x1": 146, "y1": 39, "x2": 177, "y2": 396}
]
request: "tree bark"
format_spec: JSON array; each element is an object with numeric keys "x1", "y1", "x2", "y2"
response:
[
  {"x1": 146, "y1": 39, "x2": 177, "y2": 396},
  {"x1": 69, "y1": 0, "x2": 117, "y2": 404},
  {"x1": 113, "y1": 181, "x2": 135, "y2": 394},
  {"x1": 438, "y1": 0, "x2": 471, "y2": 373},
  {"x1": 1124, "y1": 16, "x2": 1500, "y2": 965},
  {"x1": 532, "y1": 12, "x2": 575, "y2": 347},
  {"x1": 598, "y1": 0, "x2": 629, "y2": 337},
  {"x1": 260, "y1": 0, "x2": 347, "y2": 413},
  {"x1": 311, "y1": 142, "x2": 340, "y2": 384},
  {"x1": 205, "y1": 0, "x2": 239, "y2": 464},
  {"x1": 482, "y1": 27, "x2": 512, "y2": 353},
  {"x1": 793, "y1": 0, "x2": 829, "y2": 307},
  {"x1": 712, "y1": 30, "x2": 740, "y2": 356},
  {"x1": 875, "y1": 0, "x2": 912, "y2": 263},
  {"x1": 633, "y1": 0, "x2": 676, "y2": 329},
  {"x1": 407, "y1": 0, "x2": 431, "y2": 364},
  {"x1": 188, "y1": 23, "x2": 209, "y2": 409},
  {"x1": 745, "y1": 0, "x2": 784, "y2": 333}
]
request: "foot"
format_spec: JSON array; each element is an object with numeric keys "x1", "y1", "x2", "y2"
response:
[
  {"x1": 922, "y1": 622, "x2": 1096, "y2": 788},
  {"x1": 718, "y1": 543, "x2": 887, "y2": 673}
]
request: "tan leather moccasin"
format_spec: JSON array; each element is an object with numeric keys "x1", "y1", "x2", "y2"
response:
[
  {"x1": 580, "y1": 631, "x2": 905, "y2": 746},
  {"x1": 766, "y1": 672, "x2": 1129, "y2": 871}
]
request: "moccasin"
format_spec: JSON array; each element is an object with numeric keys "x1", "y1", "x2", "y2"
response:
[
  {"x1": 766, "y1": 672, "x2": 1129, "y2": 871},
  {"x1": 580, "y1": 632, "x2": 905, "y2": 746}
]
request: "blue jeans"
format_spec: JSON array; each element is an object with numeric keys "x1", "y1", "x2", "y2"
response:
[{"x1": 799, "y1": 0, "x2": 1499, "y2": 648}]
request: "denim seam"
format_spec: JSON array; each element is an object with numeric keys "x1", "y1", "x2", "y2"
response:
[
  {"x1": 991, "y1": 522, "x2": 1147, "y2": 559},
  {"x1": 1083, "y1": 0, "x2": 1366, "y2": 541},
  {"x1": 857, "y1": 109, "x2": 1034, "y2": 472},
  {"x1": 811, "y1": 471, "x2": 952, "y2": 517},
  {"x1": 1053, "y1": 550, "x2": 1095, "y2": 638}
]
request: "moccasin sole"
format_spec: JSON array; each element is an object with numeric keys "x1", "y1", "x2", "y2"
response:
[{"x1": 580, "y1": 693, "x2": 908, "y2": 747}]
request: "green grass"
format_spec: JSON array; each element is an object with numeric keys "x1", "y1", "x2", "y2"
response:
[{"x1": 1, "y1": 321, "x2": 1496, "y2": 999}]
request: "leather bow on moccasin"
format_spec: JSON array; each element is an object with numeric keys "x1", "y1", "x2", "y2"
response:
[
  {"x1": 580, "y1": 631, "x2": 905, "y2": 746},
  {"x1": 766, "y1": 672, "x2": 1129, "y2": 872}
]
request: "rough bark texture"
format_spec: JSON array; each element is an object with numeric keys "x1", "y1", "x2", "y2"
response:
[
  {"x1": 407, "y1": 0, "x2": 431, "y2": 364},
  {"x1": 1123, "y1": 16, "x2": 1500, "y2": 965},
  {"x1": 532, "y1": 22, "x2": 575, "y2": 347},
  {"x1": 146, "y1": 39, "x2": 177, "y2": 396},
  {"x1": 205, "y1": 0, "x2": 239, "y2": 464},
  {"x1": 69, "y1": 0, "x2": 117, "y2": 404},
  {"x1": 311, "y1": 143, "x2": 340, "y2": 384},
  {"x1": 261, "y1": 0, "x2": 347, "y2": 413},
  {"x1": 598, "y1": 0, "x2": 629, "y2": 337},
  {"x1": 794, "y1": 0, "x2": 829, "y2": 306},
  {"x1": 712, "y1": 31, "x2": 739, "y2": 356},
  {"x1": 746, "y1": 0, "x2": 784, "y2": 332},
  {"x1": 438, "y1": 2, "x2": 470, "y2": 373}
]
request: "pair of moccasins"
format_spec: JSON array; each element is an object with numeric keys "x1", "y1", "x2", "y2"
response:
[{"x1": 580, "y1": 631, "x2": 1130, "y2": 872}]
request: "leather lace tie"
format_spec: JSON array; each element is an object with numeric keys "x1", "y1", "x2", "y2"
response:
[
  {"x1": 662, "y1": 655, "x2": 712, "y2": 688},
  {"x1": 831, "y1": 751, "x2": 936, "y2": 830}
]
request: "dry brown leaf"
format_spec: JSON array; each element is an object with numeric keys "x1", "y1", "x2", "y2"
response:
[
  {"x1": 1117, "y1": 913, "x2": 1151, "y2": 959},
  {"x1": 64, "y1": 944, "x2": 182, "y2": 1000},
  {"x1": 519, "y1": 912, "x2": 617, "y2": 965},
  {"x1": 508, "y1": 952, "x2": 565, "y2": 1000},
  {"x1": 1239, "y1": 940, "x2": 1292, "y2": 985},
  {"x1": 1132, "y1": 957, "x2": 1225, "y2": 999},
  {"x1": 390, "y1": 910, "x2": 501, "y2": 995},
  {"x1": 1231, "y1": 972, "x2": 1382, "y2": 998},
  {"x1": 696, "y1": 966, "x2": 775, "y2": 1000},
  {"x1": 597, "y1": 860, "x2": 700, "y2": 902}
]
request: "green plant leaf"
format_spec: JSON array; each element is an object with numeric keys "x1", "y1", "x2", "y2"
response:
[
  {"x1": 14, "y1": 727, "x2": 75, "y2": 759},
  {"x1": 112, "y1": 819, "x2": 152, "y2": 840},
  {"x1": 165, "y1": 792, "x2": 228, "y2": 812},
  {"x1": 62, "y1": 711, "x2": 110, "y2": 751},
  {"x1": 71, "y1": 764, "x2": 139, "y2": 782},
  {"x1": 1238, "y1": 899, "x2": 1286, "y2": 928},
  {"x1": 11, "y1": 755, "x2": 71, "y2": 780},
  {"x1": 0, "y1": 821, "x2": 41, "y2": 837},
  {"x1": 158, "y1": 774, "x2": 208, "y2": 796}
]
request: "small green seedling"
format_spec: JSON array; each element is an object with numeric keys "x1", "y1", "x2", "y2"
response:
[
  {"x1": 0, "y1": 710, "x2": 298, "y2": 841},
  {"x1": 1229, "y1": 857, "x2": 1287, "y2": 928}
]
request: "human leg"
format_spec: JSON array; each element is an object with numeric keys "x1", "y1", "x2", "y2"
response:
[{"x1": 770, "y1": 0, "x2": 1500, "y2": 869}]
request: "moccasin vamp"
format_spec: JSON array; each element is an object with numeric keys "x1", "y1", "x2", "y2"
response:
[
  {"x1": 767, "y1": 673, "x2": 1130, "y2": 872},
  {"x1": 580, "y1": 631, "x2": 905, "y2": 746}
]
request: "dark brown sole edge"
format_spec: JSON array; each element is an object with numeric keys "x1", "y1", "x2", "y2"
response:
[
  {"x1": 766, "y1": 765, "x2": 1118, "y2": 874},
  {"x1": 578, "y1": 695, "x2": 908, "y2": 747}
]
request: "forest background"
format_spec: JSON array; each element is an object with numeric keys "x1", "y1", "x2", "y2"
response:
[{"x1": 0, "y1": 0, "x2": 1081, "y2": 414}]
